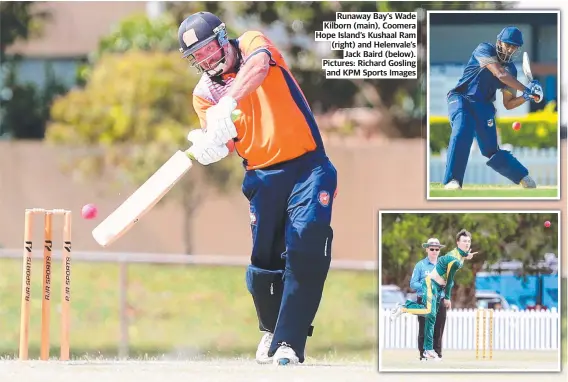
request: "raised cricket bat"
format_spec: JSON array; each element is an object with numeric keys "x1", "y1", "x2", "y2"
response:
[
  {"x1": 522, "y1": 52, "x2": 542, "y2": 102},
  {"x1": 92, "y1": 110, "x2": 242, "y2": 247},
  {"x1": 522, "y1": 52, "x2": 533, "y2": 82}
]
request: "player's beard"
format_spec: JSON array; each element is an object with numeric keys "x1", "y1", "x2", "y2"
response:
[
  {"x1": 190, "y1": 45, "x2": 228, "y2": 77},
  {"x1": 496, "y1": 42, "x2": 519, "y2": 63},
  {"x1": 204, "y1": 61, "x2": 226, "y2": 77},
  {"x1": 199, "y1": 56, "x2": 226, "y2": 77},
  {"x1": 201, "y1": 46, "x2": 235, "y2": 77}
]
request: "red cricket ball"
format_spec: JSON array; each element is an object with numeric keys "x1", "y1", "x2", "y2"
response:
[{"x1": 81, "y1": 204, "x2": 98, "y2": 220}]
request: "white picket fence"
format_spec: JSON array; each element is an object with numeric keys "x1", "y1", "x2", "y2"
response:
[
  {"x1": 429, "y1": 147, "x2": 558, "y2": 185},
  {"x1": 381, "y1": 308, "x2": 560, "y2": 351}
]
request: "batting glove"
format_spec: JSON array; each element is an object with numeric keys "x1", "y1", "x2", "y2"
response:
[
  {"x1": 523, "y1": 80, "x2": 543, "y2": 103},
  {"x1": 186, "y1": 129, "x2": 229, "y2": 166},
  {"x1": 205, "y1": 96, "x2": 238, "y2": 146}
]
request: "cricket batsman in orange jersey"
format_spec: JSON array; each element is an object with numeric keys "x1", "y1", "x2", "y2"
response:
[{"x1": 178, "y1": 12, "x2": 338, "y2": 366}]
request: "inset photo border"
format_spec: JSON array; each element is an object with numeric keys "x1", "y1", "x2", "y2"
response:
[
  {"x1": 425, "y1": 10, "x2": 561, "y2": 201},
  {"x1": 378, "y1": 210, "x2": 562, "y2": 373}
]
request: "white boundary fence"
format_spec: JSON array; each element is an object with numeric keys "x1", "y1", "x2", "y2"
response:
[
  {"x1": 429, "y1": 147, "x2": 558, "y2": 186},
  {"x1": 0, "y1": 248, "x2": 377, "y2": 270},
  {"x1": 381, "y1": 308, "x2": 560, "y2": 351}
]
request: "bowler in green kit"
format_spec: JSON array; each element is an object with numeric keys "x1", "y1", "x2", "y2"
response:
[{"x1": 390, "y1": 229, "x2": 478, "y2": 361}]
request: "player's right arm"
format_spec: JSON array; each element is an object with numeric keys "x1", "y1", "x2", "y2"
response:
[
  {"x1": 502, "y1": 88, "x2": 527, "y2": 110},
  {"x1": 485, "y1": 63, "x2": 528, "y2": 93},
  {"x1": 226, "y1": 33, "x2": 273, "y2": 101},
  {"x1": 409, "y1": 261, "x2": 423, "y2": 292},
  {"x1": 474, "y1": 43, "x2": 527, "y2": 94}
]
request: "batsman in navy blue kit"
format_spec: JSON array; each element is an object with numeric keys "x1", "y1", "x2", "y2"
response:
[{"x1": 442, "y1": 26, "x2": 544, "y2": 190}]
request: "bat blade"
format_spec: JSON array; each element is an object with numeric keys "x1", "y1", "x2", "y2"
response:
[
  {"x1": 522, "y1": 52, "x2": 533, "y2": 82},
  {"x1": 92, "y1": 150, "x2": 193, "y2": 247}
]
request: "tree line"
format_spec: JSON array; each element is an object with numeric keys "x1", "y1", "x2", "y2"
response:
[{"x1": 381, "y1": 212, "x2": 559, "y2": 307}]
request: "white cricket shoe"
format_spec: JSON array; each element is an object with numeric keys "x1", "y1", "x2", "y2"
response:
[
  {"x1": 273, "y1": 344, "x2": 299, "y2": 366},
  {"x1": 520, "y1": 175, "x2": 537, "y2": 188},
  {"x1": 423, "y1": 350, "x2": 442, "y2": 361},
  {"x1": 444, "y1": 180, "x2": 461, "y2": 190},
  {"x1": 390, "y1": 303, "x2": 404, "y2": 321},
  {"x1": 255, "y1": 332, "x2": 273, "y2": 364}
]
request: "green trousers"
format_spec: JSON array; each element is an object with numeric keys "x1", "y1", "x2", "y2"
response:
[{"x1": 402, "y1": 276, "x2": 443, "y2": 351}]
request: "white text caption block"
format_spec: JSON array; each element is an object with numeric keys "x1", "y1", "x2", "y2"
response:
[{"x1": 315, "y1": 12, "x2": 418, "y2": 79}]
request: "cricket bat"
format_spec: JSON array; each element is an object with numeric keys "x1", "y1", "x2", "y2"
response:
[
  {"x1": 522, "y1": 52, "x2": 533, "y2": 82},
  {"x1": 521, "y1": 52, "x2": 542, "y2": 102},
  {"x1": 92, "y1": 109, "x2": 242, "y2": 247}
]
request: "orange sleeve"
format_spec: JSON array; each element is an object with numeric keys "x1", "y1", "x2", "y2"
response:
[
  {"x1": 192, "y1": 94, "x2": 214, "y2": 129},
  {"x1": 239, "y1": 31, "x2": 284, "y2": 64}
]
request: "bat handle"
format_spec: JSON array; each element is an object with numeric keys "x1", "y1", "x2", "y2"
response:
[{"x1": 185, "y1": 109, "x2": 242, "y2": 160}]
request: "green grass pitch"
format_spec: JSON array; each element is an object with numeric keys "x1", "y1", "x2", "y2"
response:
[{"x1": 429, "y1": 183, "x2": 559, "y2": 198}]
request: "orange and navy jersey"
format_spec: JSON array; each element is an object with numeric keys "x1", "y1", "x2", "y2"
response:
[{"x1": 192, "y1": 31, "x2": 325, "y2": 170}]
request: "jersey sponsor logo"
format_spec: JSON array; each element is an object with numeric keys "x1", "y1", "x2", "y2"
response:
[{"x1": 318, "y1": 190, "x2": 330, "y2": 207}]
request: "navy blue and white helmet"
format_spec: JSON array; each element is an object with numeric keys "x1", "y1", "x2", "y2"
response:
[{"x1": 178, "y1": 12, "x2": 230, "y2": 77}]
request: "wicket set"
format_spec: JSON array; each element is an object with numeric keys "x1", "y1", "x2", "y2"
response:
[
  {"x1": 475, "y1": 308, "x2": 494, "y2": 360},
  {"x1": 19, "y1": 208, "x2": 72, "y2": 361}
]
